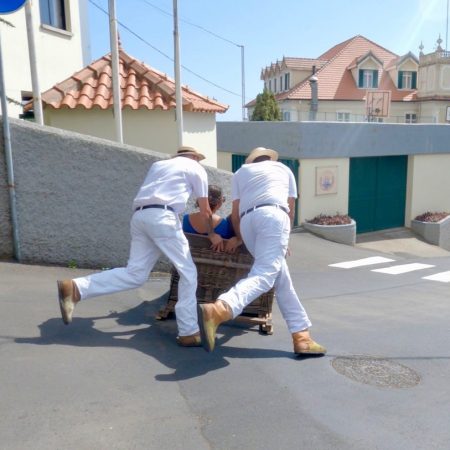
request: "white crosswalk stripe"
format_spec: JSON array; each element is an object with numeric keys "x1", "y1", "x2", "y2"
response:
[
  {"x1": 329, "y1": 256, "x2": 449, "y2": 284},
  {"x1": 371, "y1": 263, "x2": 435, "y2": 274},
  {"x1": 422, "y1": 271, "x2": 450, "y2": 283},
  {"x1": 329, "y1": 256, "x2": 395, "y2": 269}
]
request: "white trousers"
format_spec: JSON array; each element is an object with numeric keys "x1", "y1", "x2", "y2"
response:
[
  {"x1": 218, "y1": 206, "x2": 312, "y2": 333},
  {"x1": 74, "y1": 209, "x2": 199, "y2": 336}
]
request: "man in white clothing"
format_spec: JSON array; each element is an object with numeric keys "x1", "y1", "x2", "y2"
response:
[
  {"x1": 197, "y1": 147, "x2": 326, "y2": 356},
  {"x1": 57, "y1": 146, "x2": 223, "y2": 347}
]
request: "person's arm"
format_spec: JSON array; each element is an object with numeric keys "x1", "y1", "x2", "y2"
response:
[
  {"x1": 225, "y1": 200, "x2": 243, "y2": 253},
  {"x1": 288, "y1": 197, "x2": 296, "y2": 228},
  {"x1": 197, "y1": 197, "x2": 224, "y2": 251}
]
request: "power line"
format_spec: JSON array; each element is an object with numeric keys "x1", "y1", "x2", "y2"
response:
[
  {"x1": 138, "y1": 0, "x2": 242, "y2": 48},
  {"x1": 89, "y1": 0, "x2": 241, "y2": 97}
]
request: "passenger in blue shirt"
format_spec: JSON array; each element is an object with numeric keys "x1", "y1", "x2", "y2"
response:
[{"x1": 183, "y1": 185, "x2": 236, "y2": 242}]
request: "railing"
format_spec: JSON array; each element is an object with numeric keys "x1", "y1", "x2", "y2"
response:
[{"x1": 289, "y1": 111, "x2": 437, "y2": 124}]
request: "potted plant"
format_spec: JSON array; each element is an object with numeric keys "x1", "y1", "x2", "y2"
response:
[
  {"x1": 411, "y1": 211, "x2": 450, "y2": 251},
  {"x1": 302, "y1": 213, "x2": 356, "y2": 245}
]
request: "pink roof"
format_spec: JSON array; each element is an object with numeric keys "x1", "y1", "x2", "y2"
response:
[{"x1": 31, "y1": 48, "x2": 228, "y2": 114}]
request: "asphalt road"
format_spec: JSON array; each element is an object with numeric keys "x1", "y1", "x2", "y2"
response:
[{"x1": 1, "y1": 230, "x2": 449, "y2": 450}]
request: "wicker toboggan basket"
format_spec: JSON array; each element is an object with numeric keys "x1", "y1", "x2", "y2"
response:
[{"x1": 156, "y1": 233, "x2": 274, "y2": 334}]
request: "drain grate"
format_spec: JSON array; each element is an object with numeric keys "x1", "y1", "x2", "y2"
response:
[{"x1": 331, "y1": 355, "x2": 421, "y2": 388}]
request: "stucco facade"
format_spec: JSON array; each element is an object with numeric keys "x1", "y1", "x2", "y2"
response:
[
  {"x1": 45, "y1": 109, "x2": 219, "y2": 166},
  {"x1": 1, "y1": 0, "x2": 89, "y2": 118}
]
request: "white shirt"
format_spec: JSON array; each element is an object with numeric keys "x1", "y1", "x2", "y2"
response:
[
  {"x1": 232, "y1": 160, "x2": 297, "y2": 214},
  {"x1": 133, "y1": 156, "x2": 208, "y2": 213}
]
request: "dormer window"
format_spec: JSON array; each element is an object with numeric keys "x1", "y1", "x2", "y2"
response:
[
  {"x1": 284, "y1": 73, "x2": 290, "y2": 90},
  {"x1": 358, "y1": 69, "x2": 378, "y2": 88},
  {"x1": 398, "y1": 71, "x2": 417, "y2": 89}
]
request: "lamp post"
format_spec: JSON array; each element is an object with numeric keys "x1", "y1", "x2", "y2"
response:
[{"x1": 309, "y1": 75, "x2": 318, "y2": 121}]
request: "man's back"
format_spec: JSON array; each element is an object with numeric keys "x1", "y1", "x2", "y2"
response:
[{"x1": 233, "y1": 161, "x2": 297, "y2": 212}]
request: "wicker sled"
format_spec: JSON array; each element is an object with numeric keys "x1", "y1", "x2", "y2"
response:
[{"x1": 156, "y1": 233, "x2": 274, "y2": 334}]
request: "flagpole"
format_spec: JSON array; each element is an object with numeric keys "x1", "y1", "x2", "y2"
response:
[
  {"x1": 25, "y1": 0, "x2": 43, "y2": 125},
  {"x1": 108, "y1": 0, "x2": 123, "y2": 143},
  {"x1": 173, "y1": 0, "x2": 183, "y2": 147}
]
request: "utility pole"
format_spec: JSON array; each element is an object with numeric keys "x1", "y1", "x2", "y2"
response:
[
  {"x1": 25, "y1": 0, "x2": 43, "y2": 125},
  {"x1": 108, "y1": 0, "x2": 123, "y2": 143},
  {"x1": 239, "y1": 45, "x2": 246, "y2": 120},
  {"x1": 173, "y1": 0, "x2": 183, "y2": 147}
]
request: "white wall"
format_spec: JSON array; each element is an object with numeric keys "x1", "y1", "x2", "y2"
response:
[
  {"x1": 405, "y1": 154, "x2": 450, "y2": 225},
  {"x1": 298, "y1": 158, "x2": 350, "y2": 223},
  {"x1": 1, "y1": 0, "x2": 87, "y2": 118},
  {"x1": 46, "y1": 108, "x2": 219, "y2": 167}
]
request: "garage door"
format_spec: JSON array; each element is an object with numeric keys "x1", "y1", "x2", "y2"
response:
[{"x1": 349, "y1": 155, "x2": 407, "y2": 233}]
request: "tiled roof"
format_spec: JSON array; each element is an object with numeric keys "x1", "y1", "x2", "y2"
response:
[
  {"x1": 250, "y1": 35, "x2": 418, "y2": 106},
  {"x1": 29, "y1": 48, "x2": 228, "y2": 113},
  {"x1": 260, "y1": 57, "x2": 328, "y2": 78}
]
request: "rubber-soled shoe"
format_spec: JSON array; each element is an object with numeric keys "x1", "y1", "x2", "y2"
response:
[
  {"x1": 292, "y1": 330, "x2": 327, "y2": 355},
  {"x1": 57, "y1": 280, "x2": 78, "y2": 325},
  {"x1": 197, "y1": 300, "x2": 232, "y2": 352},
  {"x1": 176, "y1": 333, "x2": 201, "y2": 347}
]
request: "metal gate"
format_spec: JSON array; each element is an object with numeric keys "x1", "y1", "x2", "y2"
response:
[{"x1": 349, "y1": 155, "x2": 407, "y2": 233}]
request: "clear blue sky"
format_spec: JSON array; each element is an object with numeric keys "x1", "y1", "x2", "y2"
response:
[{"x1": 88, "y1": 0, "x2": 448, "y2": 121}]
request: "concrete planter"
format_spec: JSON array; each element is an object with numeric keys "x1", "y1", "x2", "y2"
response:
[
  {"x1": 411, "y1": 215, "x2": 450, "y2": 251},
  {"x1": 302, "y1": 219, "x2": 356, "y2": 246}
]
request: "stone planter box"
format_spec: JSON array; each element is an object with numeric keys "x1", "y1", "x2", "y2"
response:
[
  {"x1": 411, "y1": 215, "x2": 450, "y2": 251},
  {"x1": 302, "y1": 219, "x2": 356, "y2": 246}
]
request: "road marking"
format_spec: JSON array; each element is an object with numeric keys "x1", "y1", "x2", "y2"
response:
[
  {"x1": 372, "y1": 263, "x2": 435, "y2": 274},
  {"x1": 329, "y1": 256, "x2": 395, "y2": 269},
  {"x1": 422, "y1": 271, "x2": 450, "y2": 283}
]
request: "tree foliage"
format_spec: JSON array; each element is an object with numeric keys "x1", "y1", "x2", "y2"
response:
[{"x1": 251, "y1": 89, "x2": 281, "y2": 121}]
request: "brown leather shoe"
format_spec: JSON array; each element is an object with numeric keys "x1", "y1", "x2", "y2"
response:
[
  {"x1": 176, "y1": 333, "x2": 201, "y2": 347},
  {"x1": 197, "y1": 300, "x2": 233, "y2": 352},
  {"x1": 292, "y1": 330, "x2": 326, "y2": 355},
  {"x1": 57, "y1": 280, "x2": 79, "y2": 325}
]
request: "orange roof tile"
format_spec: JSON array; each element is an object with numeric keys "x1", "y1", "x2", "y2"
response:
[{"x1": 29, "y1": 48, "x2": 228, "y2": 114}]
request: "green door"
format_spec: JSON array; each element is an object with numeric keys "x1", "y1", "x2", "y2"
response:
[
  {"x1": 349, "y1": 156, "x2": 407, "y2": 233},
  {"x1": 231, "y1": 154, "x2": 300, "y2": 226}
]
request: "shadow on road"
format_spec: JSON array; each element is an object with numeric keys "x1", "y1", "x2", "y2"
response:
[{"x1": 13, "y1": 293, "x2": 297, "y2": 381}]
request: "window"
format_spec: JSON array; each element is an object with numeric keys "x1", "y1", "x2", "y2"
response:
[
  {"x1": 284, "y1": 73, "x2": 290, "y2": 90},
  {"x1": 39, "y1": 0, "x2": 66, "y2": 30},
  {"x1": 398, "y1": 71, "x2": 417, "y2": 89},
  {"x1": 405, "y1": 113, "x2": 417, "y2": 123},
  {"x1": 268, "y1": 80, "x2": 272, "y2": 92},
  {"x1": 282, "y1": 111, "x2": 291, "y2": 121},
  {"x1": 358, "y1": 69, "x2": 378, "y2": 88},
  {"x1": 336, "y1": 112, "x2": 350, "y2": 122},
  {"x1": 19, "y1": 93, "x2": 35, "y2": 121},
  {"x1": 274, "y1": 78, "x2": 277, "y2": 92}
]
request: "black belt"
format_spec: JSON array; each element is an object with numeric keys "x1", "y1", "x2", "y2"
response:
[
  {"x1": 135, "y1": 204, "x2": 175, "y2": 212},
  {"x1": 240, "y1": 203, "x2": 288, "y2": 219}
]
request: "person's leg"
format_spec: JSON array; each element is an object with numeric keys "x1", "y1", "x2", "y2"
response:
[
  {"x1": 75, "y1": 213, "x2": 161, "y2": 298},
  {"x1": 150, "y1": 215, "x2": 199, "y2": 338},
  {"x1": 198, "y1": 208, "x2": 287, "y2": 351},
  {"x1": 219, "y1": 208, "x2": 288, "y2": 316},
  {"x1": 58, "y1": 212, "x2": 161, "y2": 324},
  {"x1": 274, "y1": 253, "x2": 326, "y2": 355}
]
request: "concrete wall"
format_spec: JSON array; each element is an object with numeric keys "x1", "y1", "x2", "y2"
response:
[
  {"x1": 217, "y1": 121, "x2": 450, "y2": 228},
  {"x1": 405, "y1": 154, "x2": 450, "y2": 225},
  {"x1": 0, "y1": 118, "x2": 232, "y2": 268},
  {"x1": 46, "y1": 109, "x2": 219, "y2": 167},
  {"x1": 2, "y1": 0, "x2": 87, "y2": 118}
]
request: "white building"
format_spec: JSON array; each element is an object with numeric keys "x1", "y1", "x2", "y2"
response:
[{"x1": 1, "y1": 0, "x2": 89, "y2": 118}]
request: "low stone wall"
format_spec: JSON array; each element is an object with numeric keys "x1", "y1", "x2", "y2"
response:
[{"x1": 0, "y1": 118, "x2": 232, "y2": 269}]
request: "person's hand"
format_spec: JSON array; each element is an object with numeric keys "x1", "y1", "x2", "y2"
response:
[
  {"x1": 286, "y1": 247, "x2": 292, "y2": 257},
  {"x1": 208, "y1": 232, "x2": 224, "y2": 252},
  {"x1": 225, "y1": 237, "x2": 242, "y2": 254}
]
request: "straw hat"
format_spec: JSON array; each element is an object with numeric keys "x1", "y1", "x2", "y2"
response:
[
  {"x1": 245, "y1": 147, "x2": 279, "y2": 164},
  {"x1": 173, "y1": 146, "x2": 205, "y2": 161}
]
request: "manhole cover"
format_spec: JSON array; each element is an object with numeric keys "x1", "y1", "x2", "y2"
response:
[{"x1": 331, "y1": 355, "x2": 421, "y2": 388}]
